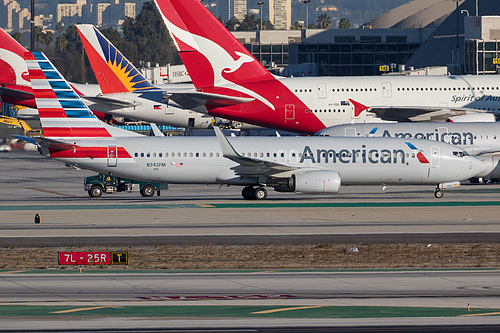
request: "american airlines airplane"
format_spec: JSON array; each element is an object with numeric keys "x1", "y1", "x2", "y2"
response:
[
  {"x1": 317, "y1": 122, "x2": 500, "y2": 180},
  {"x1": 16, "y1": 52, "x2": 486, "y2": 199},
  {"x1": 153, "y1": 0, "x2": 500, "y2": 135}
]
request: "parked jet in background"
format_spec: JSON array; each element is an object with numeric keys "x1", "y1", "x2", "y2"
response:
[
  {"x1": 154, "y1": 0, "x2": 500, "y2": 135},
  {"x1": 317, "y1": 122, "x2": 500, "y2": 180},
  {"x1": 18, "y1": 52, "x2": 486, "y2": 199},
  {"x1": 76, "y1": 24, "x2": 255, "y2": 130}
]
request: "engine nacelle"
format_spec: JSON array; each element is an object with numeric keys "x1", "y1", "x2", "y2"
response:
[
  {"x1": 268, "y1": 170, "x2": 341, "y2": 194},
  {"x1": 447, "y1": 113, "x2": 497, "y2": 123},
  {"x1": 474, "y1": 155, "x2": 500, "y2": 179}
]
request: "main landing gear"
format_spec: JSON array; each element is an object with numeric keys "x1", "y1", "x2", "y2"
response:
[{"x1": 242, "y1": 186, "x2": 268, "y2": 200}]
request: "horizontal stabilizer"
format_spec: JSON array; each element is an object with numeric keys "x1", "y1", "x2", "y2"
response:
[
  {"x1": 368, "y1": 107, "x2": 481, "y2": 122},
  {"x1": 82, "y1": 95, "x2": 139, "y2": 109},
  {"x1": 167, "y1": 91, "x2": 254, "y2": 110},
  {"x1": 0, "y1": 86, "x2": 34, "y2": 100}
]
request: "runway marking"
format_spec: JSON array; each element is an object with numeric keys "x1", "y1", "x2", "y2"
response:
[
  {"x1": 26, "y1": 187, "x2": 81, "y2": 198},
  {"x1": 50, "y1": 306, "x2": 112, "y2": 314},
  {"x1": 211, "y1": 201, "x2": 500, "y2": 209},
  {"x1": 251, "y1": 305, "x2": 327, "y2": 314},
  {"x1": 460, "y1": 311, "x2": 500, "y2": 317}
]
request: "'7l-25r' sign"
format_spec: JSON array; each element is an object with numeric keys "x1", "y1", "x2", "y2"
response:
[{"x1": 58, "y1": 252, "x2": 128, "y2": 265}]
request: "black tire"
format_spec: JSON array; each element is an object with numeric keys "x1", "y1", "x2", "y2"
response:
[
  {"x1": 141, "y1": 184, "x2": 156, "y2": 197},
  {"x1": 434, "y1": 189, "x2": 444, "y2": 199},
  {"x1": 89, "y1": 185, "x2": 103, "y2": 198},
  {"x1": 242, "y1": 186, "x2": 254, "y2": 200},
  {"x1": 253, "y1": 187, "x2": 268, "y2": 200}
]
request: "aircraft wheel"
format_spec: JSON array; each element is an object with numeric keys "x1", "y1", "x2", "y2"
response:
[
  {"x1": 253, "y1": 187, "x2": 268, "y2": 200},
  {"x1": 89, "y1": 185, "x2": 103, "y2": 198},
  {"x1": 434, "y1": 189, "x2": 444, "y2": 199},
  {"x1": 242, "y1": 186, "x2": 255, "y2": 200},
  {"x1": 141, "y1": 184, "x2": 156, "y2": 197}
]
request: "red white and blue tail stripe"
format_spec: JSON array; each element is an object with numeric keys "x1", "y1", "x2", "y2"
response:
[{"x1": 26, "y1": 52, "x2": 137, "y2": 139}]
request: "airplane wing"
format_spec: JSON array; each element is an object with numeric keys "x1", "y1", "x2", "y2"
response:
[
  {"x1": 214, "y1": 127, "x2": 302, "y2": 178},
  {"x1": 165, "y1": 91, "x2": 255, "y2": 110},
  {"x1": 368, "y1": 107, "x2": 481, "y2": 122}
]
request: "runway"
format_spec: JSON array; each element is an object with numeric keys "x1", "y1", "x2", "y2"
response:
[
  {"x1": 2, "y1": 151, "x2": 500, "y2": 246},
  {"x1": 2, "y1": 150, "x2": 500, "y2": 331},
  {"x1": 1, "y1": 270, "x2": 500, "y2": 332}
]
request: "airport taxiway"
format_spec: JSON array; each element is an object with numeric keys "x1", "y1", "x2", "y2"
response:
[{"x1": 2, "y1": 150, "x2": 500, "y2": 331}]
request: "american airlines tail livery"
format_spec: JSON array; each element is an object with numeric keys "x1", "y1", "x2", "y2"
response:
[
  {"x1": 16, "y1": 52, "x2": 486, "y2": 199},
  {"x1": 154, "y1": 0, "x2": 500, "y2": 134}
]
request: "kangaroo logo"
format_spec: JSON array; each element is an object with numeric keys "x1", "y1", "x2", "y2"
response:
[
  {"x1": 163, "y1": 17, "x2": 275, "y2": 110},
  {"x1": 0, "y1": 49, "x2": 30, "y2": 86}
]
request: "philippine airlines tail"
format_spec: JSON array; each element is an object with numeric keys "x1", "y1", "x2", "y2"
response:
[
  {"x1": 154, "y1": 0, "x2": 274, "y2": 89},
  {"x1": 25, "y1": 51, "x2": 139, "y2": 140},
  {"x1": 76, "y1": 24, "x2": 155, "y2": 94}
]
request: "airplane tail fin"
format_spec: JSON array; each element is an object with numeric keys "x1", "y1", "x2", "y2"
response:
[
  {"x1": 0, "y1": 28, "x2": 31, "y2": 86},
  {"x1": 76, "y1": 24, "x2": 155, "y2": 94},
  {"x1": 25, "y1": 51, "x2": 137, "y2": 139},
  {"x1": 154, "y1": 0, "x2": 274, "y2": 89}
]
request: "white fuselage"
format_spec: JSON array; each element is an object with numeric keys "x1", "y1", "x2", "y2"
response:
[
  {"x1": 280, "y1": 74, "x2": 500, "y2": 125},
  {"x1": 318, "y1": 122, "x2": 500, "y2": 178},
  {"x1": 41, "y1": 135, "x2": 486, "y2": 189}
]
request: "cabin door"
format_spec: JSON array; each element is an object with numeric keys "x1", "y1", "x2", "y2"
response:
[{"x1": 107, "y1": 145, "x2": 117, "y2": 167}]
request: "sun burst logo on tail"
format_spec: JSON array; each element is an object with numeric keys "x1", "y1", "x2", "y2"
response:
[{"x1": 98, "y1": 34, "x2": 153, "y2": 92}]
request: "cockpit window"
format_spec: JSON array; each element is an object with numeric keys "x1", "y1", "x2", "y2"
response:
[{"x1": 453, "y1": 151, "x2": 469, "y2": 157}]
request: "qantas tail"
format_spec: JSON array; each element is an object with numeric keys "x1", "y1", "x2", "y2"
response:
[
  {"x1": 25, "y1": 51, "x2": 138, "y2": 139},
  {"x1": 76, "y1": 24, "x2": 155, "y2": 94},
  {"x1": 0, "y1": 28, "x2": 31, "y2": 86},
  {"x1": 154, "y1": 0, "x2": 274, "y2": 89}
]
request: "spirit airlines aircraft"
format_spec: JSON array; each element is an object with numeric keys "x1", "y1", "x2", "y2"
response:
[
  {"x1": 154, "y1": 0, "x2": 500, "y2": 135},
  {"x1": 18, "y1": 52, "x2": 486, "y2": 199},
  {"x1": 317, "y1": 122, "x2": 500, "y2": 180}
]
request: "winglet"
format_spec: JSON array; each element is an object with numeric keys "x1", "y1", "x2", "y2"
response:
[
  {"x1": 348, "y1": 99, "x2": 369, "y2": 117},
  {"x1": 214, "y1": 126, "x2": 241, "y2": 159}
]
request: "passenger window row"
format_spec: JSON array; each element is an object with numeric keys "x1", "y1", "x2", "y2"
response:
[{"x1": 134, "y1": 152, "x2": 221, "y2": 158}]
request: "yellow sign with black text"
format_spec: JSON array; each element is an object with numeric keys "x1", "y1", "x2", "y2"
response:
[{"x1": 379, "y1": 65, "x2": 389, "y2": 72}]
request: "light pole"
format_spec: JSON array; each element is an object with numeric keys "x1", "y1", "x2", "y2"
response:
[
  {"x1": 258, "y1": 1, "x2": 264, "y2": 30},
  {"x1": 30, "y1": 0, "x2": 34, "y2": 51},
  {"x1": 302, "y1": 0, "x2": 310, "y2": 29}
]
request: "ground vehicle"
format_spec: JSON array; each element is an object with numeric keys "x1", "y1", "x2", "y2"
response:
[{"x1": 84, "y1": 174, "x2": 168, "y2": 198}]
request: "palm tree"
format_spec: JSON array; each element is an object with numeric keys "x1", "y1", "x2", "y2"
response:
[
  {"x1": 338, "y1": 17, "x2": 350, "y2": 29},
  {"x1": 316, "y1": 14, "x2": 331, "y2": 29}
]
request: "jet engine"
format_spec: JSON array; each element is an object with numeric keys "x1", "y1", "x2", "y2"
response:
[
  {"x1": 447, "y1": 113, "x2": 497, "y2": 122},
  {"x1": 474, "y1": 155, "x2": 500, "y2": 180},
  {"x1": 268, "y1": 170, "x2": 341, "y2": 194}
]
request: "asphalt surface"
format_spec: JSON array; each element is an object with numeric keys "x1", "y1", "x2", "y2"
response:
[{"x1": 2, "y1": 149, "x2": 500, "y2": 332}]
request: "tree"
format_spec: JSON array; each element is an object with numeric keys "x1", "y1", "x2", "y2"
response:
[
  {"x1": 225, "y1": 16, "x2": 240, "y2": 31},
  {"x1": 10, "y1": 31, "x2": 22, "y2": 44},
  {"x1": 238, "y1": 14, "x2": 257, "y2": 31},
  {"x1": 316, "y1": 14, "x2": 331, "y2": 29},
  {"x1": 34, "y1": 26, "x2": 53, "y2": 46},
  {"x1": 338, "y1": 17, "x2": 351, "y2": 29},
  {"x1": 122, "y1": 1, "x2": 180, "y2": 66}
]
